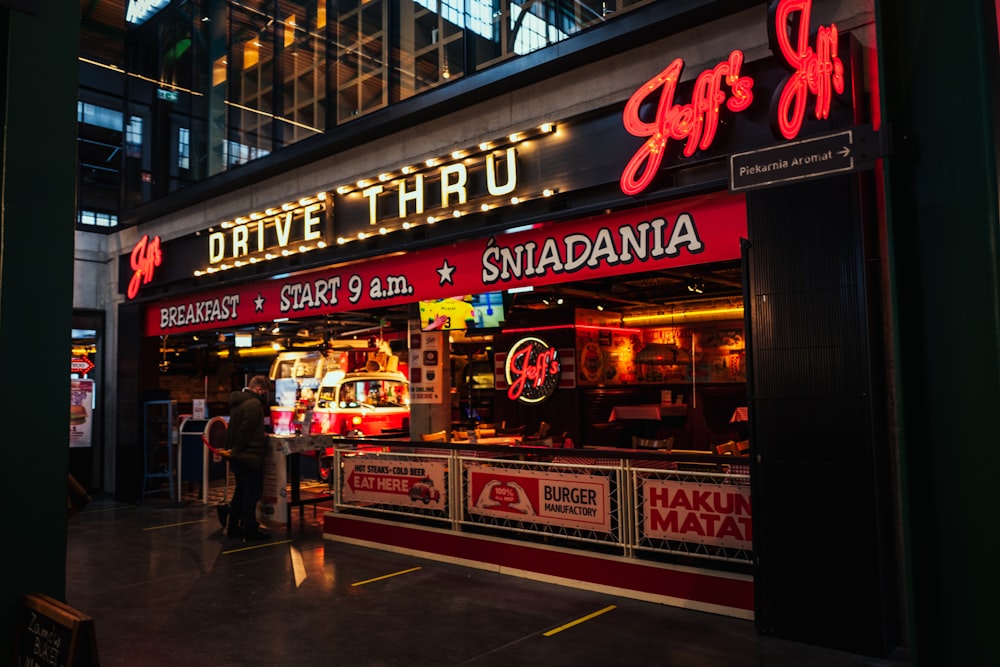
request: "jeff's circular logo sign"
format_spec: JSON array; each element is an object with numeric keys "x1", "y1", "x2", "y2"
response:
[{"x1": 505, "y1": 336, "x2": 561, "y2": 404}]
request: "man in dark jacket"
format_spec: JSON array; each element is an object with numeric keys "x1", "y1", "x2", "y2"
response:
[{"x1": 220, "y1": 375, "x2": 271, "y2": 541}]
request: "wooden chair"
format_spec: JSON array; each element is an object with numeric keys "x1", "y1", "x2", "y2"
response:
[
  {"x1": 714, "y1": 441, "x2": 739, "y2": 456},
  {"x1": 421, "y1": 430, "x2": 447, "y2": 442},
  {"x1": 497, "y1": 423, "x2": 526, "y2": 436},
  {"x1": 632, "y1": 435, "x2": 675, "y2": 450}
]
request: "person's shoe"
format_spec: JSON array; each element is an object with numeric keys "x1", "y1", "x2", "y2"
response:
[
  {"x1": 226, "y1": 525, "x2": 244, "y2": 539},
  {"x1": 243, "y1": 530, "x2": 271, "y2": 542}
]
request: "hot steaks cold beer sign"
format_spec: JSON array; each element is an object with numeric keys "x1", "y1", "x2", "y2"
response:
[{"x1": 144, "y1": 193, "x2": 746, "y2": 335}]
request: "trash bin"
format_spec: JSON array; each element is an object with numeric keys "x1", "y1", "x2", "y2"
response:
[{"x1": 179, "y1": 416, "x2": 229, "y2": 502}]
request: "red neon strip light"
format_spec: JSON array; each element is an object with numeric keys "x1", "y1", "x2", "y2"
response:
[
  {"x1": 503, "y1": 324, "x2": 642, "y2": 335},
  {"x1": 127, "y1": 234, "x2": 162, "y2": 299},
  {"x1": 575, "y1": 324, "x2": 643, "y2": 334},
  {"x1": 620, "y1": 50, "x2": 753, "y2": 196},
  {"x1": 771, "y1": 0, "x2": 844, "y2": 139}
]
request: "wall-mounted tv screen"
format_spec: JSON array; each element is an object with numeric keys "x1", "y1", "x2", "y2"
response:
[{"x1": 419, "y1": 292, "x2": 506, "y2": 331}]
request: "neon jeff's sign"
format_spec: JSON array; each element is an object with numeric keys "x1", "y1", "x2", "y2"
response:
[
  {"x1": 620, "y1": 0, "x2": 845, "y2": 195},
  {"x1": 769, "y1": 0, "x2": 845, "y2": 139},
  {"x1": 620, "y1": 50, "x2": 754, "y2": 196},
  {"x1": 127, "y1": 234, "x2": 162, "y2": 299},
  {"x1": 505, "y1": 336, "x2": 561, "y2": 404}
]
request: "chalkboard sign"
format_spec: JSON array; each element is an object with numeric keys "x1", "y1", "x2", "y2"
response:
[{"x1": 12, "y1": 593, "x2": 99, "y2": 667}]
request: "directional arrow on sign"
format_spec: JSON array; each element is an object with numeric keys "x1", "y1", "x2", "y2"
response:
[
  {"x1": 730, "y1": 129, "x2": 863, "y2": 192},
  {"x1": 71, "y1": 357, "x2": 95, "y2": 374}
]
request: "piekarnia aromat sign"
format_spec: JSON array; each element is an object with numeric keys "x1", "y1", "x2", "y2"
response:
[{"x1": 144, "y1": 192, "x2": 746, "y2": 336}]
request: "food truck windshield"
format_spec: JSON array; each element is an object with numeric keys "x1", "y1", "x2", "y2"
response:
[{"x1": 317, "y1": 373, "x2": 409, "y2": 409}]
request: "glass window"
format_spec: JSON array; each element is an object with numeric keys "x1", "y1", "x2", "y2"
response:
[
  {"x1": 277, "y1": 0, "x2": 327, "y2": 144},
  {"x1": 178, "y1": 127, "x2": 190, "y2": 170},
  {"x1": 334, "y1": 0, "x2": 389, "y2": 122},
  {"x1": 78, "y1": 102, "x2": 124, "y2": 132},
  {"x1": 78, "y1": 210, "x2": 119, "y2": 228},
  {"x1": 125, "y1": 115, "x2": 143, "y2": 157},
  {"x1": 229, "y1": 1, "x2": 277, "y2": 159}
]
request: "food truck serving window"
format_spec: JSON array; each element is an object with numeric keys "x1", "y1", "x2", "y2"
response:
[{"x1": 272, "y1": 351, "x2": 324, "y2": 379}]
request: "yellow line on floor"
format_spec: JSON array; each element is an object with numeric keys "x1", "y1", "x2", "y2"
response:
[
  {"x1": 223, "y1": 539, "x2": 292, "y2": 554},
  {"x1": 142, "y1": 519, "x2": 208, "y2": 531},
  {"x1": 543, "y1": 605, "x2": 617, "y2": 637},
  {"x1": 351, "y1": 566, "x2": 422, "y2": 587}
]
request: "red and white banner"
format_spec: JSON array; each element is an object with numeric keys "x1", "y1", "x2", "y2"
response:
[
  {"x1": 467, "y1": 465, "x2": 611, "y2": 533},
  {"x1": 643, "y1": 478, "x2": 752, "y2": 550},
  {"x1": 342, "y1": 458, "x2": 447, "y2": 509},
  {"x1": 144, "y1": 192, "x2": 746, "y2": 336}
]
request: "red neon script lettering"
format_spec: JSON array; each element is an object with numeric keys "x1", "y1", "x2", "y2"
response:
[
  {"x1": 771, "y1": 0, "x2": 844, "y2": 139},
  {"x1": 620, "y1": 50, "x2": 754, "y2": 196},
  {"x1": 506, "y1": 344, "x2": 560, "y2": 402},
  {"x1": 128, "y1": 234, "x2": 162, "y2": 299}
]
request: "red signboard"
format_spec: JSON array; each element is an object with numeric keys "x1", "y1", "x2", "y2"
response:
[
  {"x1": 467, "y1": 465, "x2": 612, "y2": 534},
  {"x1": 71, "y1": 356, "x2": 95, "y2": 375},
  {"x1": 143, "y1": 192, "x2": 746, "y2": 336}
]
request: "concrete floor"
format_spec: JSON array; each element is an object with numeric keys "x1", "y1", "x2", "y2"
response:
[{"x1": 65, "y1": 492, "x2": 909, "y2": 667}]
